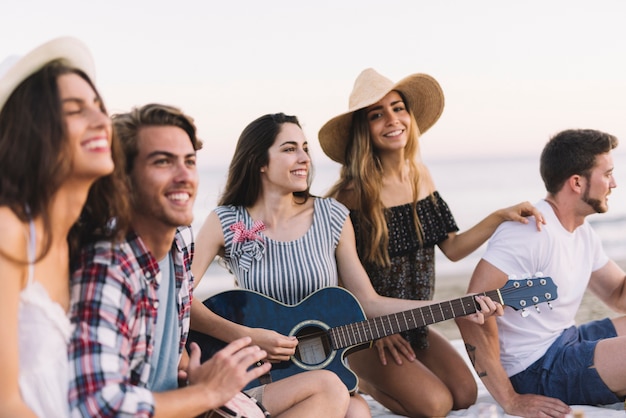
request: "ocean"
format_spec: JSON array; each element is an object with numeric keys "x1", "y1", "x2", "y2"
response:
[{"x1": 193, "y1": 152, "x2": 626, "y2": 281}]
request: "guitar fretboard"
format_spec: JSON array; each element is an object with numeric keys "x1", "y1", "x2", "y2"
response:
[{"x1": 329, "y1": 290, "x2": 500, "y2": 349}]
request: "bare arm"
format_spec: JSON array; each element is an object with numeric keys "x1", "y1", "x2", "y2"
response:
[
  {"x1": 0, "y1": 214, "x2": 37, "y2": 418},
  {"x1": 190, "y1": 211, "x2": 297, "y2": 361},
  {"x1": 455, "y1": 260, "x2": 570, "y2": 417},
  {"x1": 335, "y1": 217, "x2": 498, "y2": 322},
  {"x1": 587, "y1": 259, "x2": 626, "y2": 313},
  {"x1": 190, "y1": 297, "x2": 297, "y2": 362},
  {"x1": 189, "y1": 212, "x2": 256, "y2": 347},
  {"x1": 439, "y1": 201, "x2": 545, "y2": 261},
  {"x1": 190, "y1": 211, "x2": 225, "y2": 288}
]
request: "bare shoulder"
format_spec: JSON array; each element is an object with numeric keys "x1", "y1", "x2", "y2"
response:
[
  {"x1": 0, "y1": 207, "x2": 28, "y2": 290},
  {"x1": 416, "y1": 163, "x2": 437, "y2": 199},
  {"x1": 0, "y1": 207, "x2": 27, "y2": 260},
  {"x1": 197, "y1": 210, "x2": 225, "y2": 242}
]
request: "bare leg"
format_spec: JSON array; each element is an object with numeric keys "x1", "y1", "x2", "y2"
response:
[
  {"x1": 346, "y1": 392, "x2": 372, "y2": 418},
  {"x1": 261, "y1": 370, "x2": 350, "y2": 418},
  {"x1": 593, "y1": 316, "x2": 626, "y2": 397},
  {"x1": 348, "y1": 329, "x2": 476, "y2": 417},
  {"x1": 416, "y1": 330, "x2": 478, "y2": 409}
]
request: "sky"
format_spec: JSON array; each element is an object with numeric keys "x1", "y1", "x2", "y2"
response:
[{"x1": 2, "y1": 0, "x2": 626, "y2": 169}]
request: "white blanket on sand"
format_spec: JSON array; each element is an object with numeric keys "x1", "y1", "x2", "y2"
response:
[{"x1": 367, "y1": 339, "x2": 624, "y2": 417}]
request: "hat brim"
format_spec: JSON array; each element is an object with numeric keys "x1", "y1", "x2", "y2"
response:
[
  {"x1": 0, "y1": 37, "x2": 95, "y2": 114},
  {"x1": 319, "y1": 72, "x2": 444, "y2": 164}
]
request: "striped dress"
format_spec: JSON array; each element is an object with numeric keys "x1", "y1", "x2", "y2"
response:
[{"x1": 215, "y1": 197, "x2": 349, "y2": 305}]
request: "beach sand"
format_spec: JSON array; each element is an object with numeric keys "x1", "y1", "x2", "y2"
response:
[{"x1": 430, "y1": 259, "x2": 626, "y2": 340}]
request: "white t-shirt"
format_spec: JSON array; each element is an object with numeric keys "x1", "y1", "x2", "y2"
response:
[{"x1": 482, "y1": 199, "x2": 609, "y2": 376}]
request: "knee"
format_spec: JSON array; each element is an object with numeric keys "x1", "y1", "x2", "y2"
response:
[
  {"x1": 311, "y1": 370, "x2": 345, "y2": 391},
  {"x1": 406, "y1": 390, "x2": 453, "y2": 418},
  {"x1": 313, "y1": 370, "x2": 350, "y2": 409},
  {"x1": 346, "y1": 392, "x2": 372, "y2": 418},
  {"x1": 449, "y1": 375, "x2": 477, "y2": 410},
  {"x1": 451, "y1": 384, "x2": 477, "y2": 410}
]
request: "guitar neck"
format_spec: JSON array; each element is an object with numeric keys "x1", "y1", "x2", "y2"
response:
[{"x1": 329, "y1": 289, "x2": 500, "y2": 349}]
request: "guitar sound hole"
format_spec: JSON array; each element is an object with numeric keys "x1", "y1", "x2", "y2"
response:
[{"x1": 294, "y1": 325, "x2": 331, "y2": 366}]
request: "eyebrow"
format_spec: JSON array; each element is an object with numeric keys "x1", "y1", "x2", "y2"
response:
[
  {"x1": 146, "y1": 150, "x2": 196, "y2": 159},
  {"x1": 367, "y1": 100, "x2": 404, "y2": 113},
  {"x1": 61, "y1": 96, "x2": 103, "y2": 106},
  {"x1": 279, "y1": 140, "x2": 307, "y2": 147}
]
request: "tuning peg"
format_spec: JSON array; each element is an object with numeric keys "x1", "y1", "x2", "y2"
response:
[
  {"x1": 535, "y1": 305, "x2": 541, "y2": 314},
  {"x1": 521, "y1": 308, "x2": 530, "y2": 318},
  {"x1": 547, "y1": 302, "x2": 553, "y2": 310},
  {"x1": 534, "y1": 271, "x2": 544, "y2": 278}
]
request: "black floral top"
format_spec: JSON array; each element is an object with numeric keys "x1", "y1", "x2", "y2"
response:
[{"x1": 350, "y1": 191, "x2": 458, "y2": 349}]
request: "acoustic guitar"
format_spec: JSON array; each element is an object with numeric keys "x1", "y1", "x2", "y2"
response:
[{"x1": 188, "y1": 276, "x2": 557, "y2": 393}]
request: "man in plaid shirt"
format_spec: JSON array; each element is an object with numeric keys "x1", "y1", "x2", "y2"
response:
[
  {"x1": 67, "y1": 104, "x2": 273, "y2": 417},
  {"x1": 68, "y1": 103, "x2": 349, "y2": 418}
]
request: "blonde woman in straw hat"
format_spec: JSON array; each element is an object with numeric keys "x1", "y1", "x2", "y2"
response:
[
  {"x1": 320, "y1": 68, "x2": 545, "y2": 417},
  {"x1": 190, "y1": 112, "x2": 503, "y2": 418},
  {"x1": 0, "y1": 37, "x2": 129, "y2": 417}
]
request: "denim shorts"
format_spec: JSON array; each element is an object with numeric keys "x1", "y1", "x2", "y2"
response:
[{"x1": 509, "y1": 318, "x2": 624, "y2": 405}]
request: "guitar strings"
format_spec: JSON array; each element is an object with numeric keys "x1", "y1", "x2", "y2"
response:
[{"x1": 295, "y1": 284, "x2": 554, "y2": 348}]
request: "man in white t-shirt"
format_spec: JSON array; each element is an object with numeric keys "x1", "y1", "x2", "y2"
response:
[{"x1": 456, "y1": 129, "x2": 626, "y2": 417}]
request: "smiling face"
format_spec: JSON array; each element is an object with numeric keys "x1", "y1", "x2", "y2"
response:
[
  {"x1": 365, "y1": 90, "x2": 412, "y2": 155},
  {"x1": 129, "y1": 125, "x2": 198, "y2": 233},
  {"x1": 59, "y1": 72, "x2": 114, "y2": 181},
  {"x1": 261, "y1": 122, "x2": 311, "y2": 194},
  {"x1": 580, "y1": 152, "x2": 617, "y2": 214}
]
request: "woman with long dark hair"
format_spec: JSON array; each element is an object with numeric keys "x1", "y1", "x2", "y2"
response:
[
  {"x1": 190, "y1": 112, "x2": 502, "y2": 417},
  {"x1": 0, "y1": 37, "x2": 128, "y2": 417}
]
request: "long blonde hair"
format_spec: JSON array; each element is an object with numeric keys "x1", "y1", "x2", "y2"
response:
[{"x1": 326, "y1": 93, "x2": 424, "y2": 267}]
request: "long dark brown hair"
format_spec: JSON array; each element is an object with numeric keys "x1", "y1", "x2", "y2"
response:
[
  {"x1": 219, "y1": 113, "x2": 312, "y2": 207},
  {"x1": 0, "y1": 59, "x2": 130, "y2": 261}
]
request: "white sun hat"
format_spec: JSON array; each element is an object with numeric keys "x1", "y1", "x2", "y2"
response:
[{"x1": 0, "y1": 36, "x2": 95, "y2": 114}]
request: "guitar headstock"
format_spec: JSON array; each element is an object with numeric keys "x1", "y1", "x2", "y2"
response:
[{"x1": 499, "y1": 275, "x2": 558, "y2": 316}]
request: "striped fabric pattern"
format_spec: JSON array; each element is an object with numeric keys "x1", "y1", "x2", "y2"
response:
[{"x1": 216, "y1": 198, "x2": 349, "y2": 305}]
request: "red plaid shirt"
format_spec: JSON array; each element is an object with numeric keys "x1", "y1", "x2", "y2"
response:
[{"x1": 69, "y1": 227, "x2": 194, "y2": 417}]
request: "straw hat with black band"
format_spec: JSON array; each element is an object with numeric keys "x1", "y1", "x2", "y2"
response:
[
  {"x1": 0, "y1": 36, "x2": 95, "y2": 114},
  {"x1": 318, "y1": 68, "x2": 445, "y2": 164}
]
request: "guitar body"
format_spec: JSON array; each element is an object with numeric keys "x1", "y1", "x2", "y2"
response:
[{"x1": 188, "y1": 287, "x2": 368, "y2": 392}]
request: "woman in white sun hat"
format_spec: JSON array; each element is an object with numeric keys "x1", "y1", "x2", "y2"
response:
[
  {"x1": 0, "y1": 37, "x2": 128, "y2": 417},
  {"x1": 320, "y1": 68, "x2": 545, "y2": 417}
]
